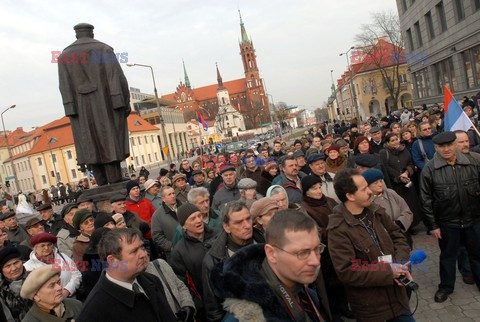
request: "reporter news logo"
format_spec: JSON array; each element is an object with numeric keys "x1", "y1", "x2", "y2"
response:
[
  {"x1": 52, "y1": 259, "x2": 128, "y2": 271},
  {"x1": 51, "y1": 51, "x2": 128, "y2": 63}
]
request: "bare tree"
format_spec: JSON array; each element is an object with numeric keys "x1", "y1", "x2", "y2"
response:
[
  {"x1": 355, "y1": 11, "x2": 404, "y2": 115},
  {"x1": 273, "y1": 102, "x2": 290, "y2": 129}
]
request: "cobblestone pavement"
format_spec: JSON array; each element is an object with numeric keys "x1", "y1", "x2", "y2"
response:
[{"x1": 408, "y1": 231, "x2": 480, "y2": 321}]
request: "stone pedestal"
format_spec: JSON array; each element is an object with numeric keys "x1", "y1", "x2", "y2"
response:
[{"x1": 80, "y1": 180, "x2": 128, "y2": 213}]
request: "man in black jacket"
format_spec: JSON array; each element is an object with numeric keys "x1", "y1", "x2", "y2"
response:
[
  {"x1": 77, "y1": 228, "x2": 191, "y2": 321},
  {"x1": 37, "y1": 203, "x2": 63, "y2": 235},
  {"x1": 201, "y1": 201, "x2": 264, "y2": 321},
  {"x1": 420, "y1": 131, "x2": 480, "y2": 302}
]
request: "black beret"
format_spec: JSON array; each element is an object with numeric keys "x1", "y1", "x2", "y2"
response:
[
  {"x1": 432, "y1": 131, "x2": 456, "y2": 145},
  {"x1": 0, "y1": 211, "x2": 15, "y2": 221},
  {"x1": 110, "y1": 194, "x2": 126, "y2": 203},
  {"x1": 94, "y1": 213, "x2": 115, "y2": 230},
  {"x1": 36, "y1": 203, "x2": 52, "y2": 212},
  {"x1": 0, "y1": 247, "x2": 22, "y2": 270},
  {"x1": 354, "y1": 154, "x2": 378, "y2": 168},
  {"x1": 381, "y1": 117, "x2": 390, "y2": 122}
]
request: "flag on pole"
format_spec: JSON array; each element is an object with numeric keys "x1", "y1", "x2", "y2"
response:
[
  {"x1": 443, "y1": 85, "x2": 472, "y2": 132},
  {"x1": 197, "y1": 112, "x2": 208, "y2": 131}
]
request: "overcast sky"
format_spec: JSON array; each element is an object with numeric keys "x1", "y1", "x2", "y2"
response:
[{"x1": 0, "y1": 0, "x2": 398, "y2": 131}]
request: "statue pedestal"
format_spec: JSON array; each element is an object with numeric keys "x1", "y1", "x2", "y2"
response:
[{"x1": 80, "y1": 180, "x2": 128, "y2": 213}]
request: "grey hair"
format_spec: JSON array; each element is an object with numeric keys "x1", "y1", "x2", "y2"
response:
[
  {"x1": 187, "y1": 187, "x2": 210, "y2": 203},
  {"x1": 159, "y1": 186, "x2": 174, "y2": 198},
  {"x1": 222, "y1": 200, "x2": 248, "y2": 225}
]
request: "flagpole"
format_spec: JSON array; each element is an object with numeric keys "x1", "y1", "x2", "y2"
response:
[{"x1": 198, "y1": 120, "x2": 203, "y2": 159}]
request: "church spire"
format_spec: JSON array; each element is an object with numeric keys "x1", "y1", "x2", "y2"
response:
[
  {"x1": 216, "y1": 62, "x2": 225, "y2": 89},
  {"x1": 239, "y1": 10, "x2": 250, "y2": 44},
  {"x1": 183, "y1": 59, "x2": 191, "y2": 89}
]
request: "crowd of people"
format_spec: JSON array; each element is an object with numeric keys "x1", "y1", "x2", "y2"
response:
[{"x1": 0, "y1": 99, "x2": 480, "y2": 321}]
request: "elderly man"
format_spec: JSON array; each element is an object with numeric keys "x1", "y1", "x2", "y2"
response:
[
  {"x1": 192, "y1": 170, "x2": 209, "y2": 189},
  {"x1": 328, "y1": 169, "x2": 412, "y2": 321},
  {"x1": 37, "y1": 203, "x2": 64, "y2": 235},
  {"x1": 144, "y1": 179, "x2": 162, "y2": 209},
  {"x1": 56, "y1": 203, "x2": 80, "y2": 257},
  {"x1": 274, "y1": 155, "x2": 306, "y2": 204},
  {"x1": 211, "y1": 210, "x2": 331, "y2": 321},
  {"x1": 421, "y1": 132, "x2": 480, "y2": 302},
  {"x1": 212, "y1": 165, "x2": 240, "y2": 212},
  {"x1": 170, "y1": 204, "x2": 219, "y2": 320},
  {"x1": 0, "y1": 247, "x2": 32, "y2": 320},
  {"x1": 110, "y1": 194, "x2": 146, "y2": 231},
  {"x1": 21, "y1": 217, "x2": 45, "y2": 248},
  {"x1": 77, "y1": 228, "x2": 178, "y2": 321},
  {"x1": 202, "y1": 201, "x2": 264, "y2": 321},
  {"x1": 173, "y1": 173, "x2": 191, "y2": 205},
  {"x1": 307, "y1": 153, "x2": 339, "y2": 203},
  {"x1": 369, "y1": 127, "x2": 385, "y2": 154},
  {"x1": 20, "y1": 265, "x2": 82, "y2": 320},
  {"x1": 1, "y1": 211, "x2": 29, "y2": 244},
  {"x1": 152, "y1": 186, "x2": 182, "y2": 257}
]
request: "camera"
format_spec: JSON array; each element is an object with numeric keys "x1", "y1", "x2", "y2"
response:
[{"x1": 404, "y1": 181, "x2": 413, "y2": 189}]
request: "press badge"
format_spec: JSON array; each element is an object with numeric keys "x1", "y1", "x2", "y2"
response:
[{"x1": 378, "y1": 254, "x2": 392, "y2": 263}]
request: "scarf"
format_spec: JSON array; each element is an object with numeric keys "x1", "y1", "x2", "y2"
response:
[{"x1": 303, "y1": 195, "x2": 327, "y2": 207}]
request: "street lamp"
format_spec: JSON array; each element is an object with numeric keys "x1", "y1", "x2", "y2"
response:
[
  {"x1": 339, "y1": 46, "x2": 360, "y2": 121},
  {"x1": 1, "y1": 105, "x2": 20, "y2": 193},
  {"x1": 126, "y1": 62, "x2": 172, "y2": 163},
  {"x1": 46, "y1": 135, "x2": 59, "y2": 185}
]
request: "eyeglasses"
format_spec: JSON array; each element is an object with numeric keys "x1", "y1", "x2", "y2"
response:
[
  {"x1": 422, "y1": 127, "x2": 432, "y2": 131},
  {"x1": 272, "y1": 243, "x2": 325, "y2": 260}
]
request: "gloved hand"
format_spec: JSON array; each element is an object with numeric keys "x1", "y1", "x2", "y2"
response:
[{"x1": 176, "y1": 306, "x2": 195, "y2": 322}]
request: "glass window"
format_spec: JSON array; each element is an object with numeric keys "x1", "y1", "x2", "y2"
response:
[
  {"x1": 144, "y1": 136, "x2": 148, "y2": 144},
  {"x1": 148, "y1": 154, "x2": 152, "y2": 162},
  {"x1": 135, "y1": 156, "x2": 139, "y2": 166},
  {"x1": 448, "y1": 58, "x2": 457, "y2": 91},
  {"x1": 66, "y1": 150, "x2": 73, "y2": 159},
  {"x1": 473, "y1": 46, "x2": 480, "y2": 86},
  {"x1": 71, "y1": 169, "x2": 77, "y2": 179},
  {"x1": 155, "y1": 152, "x2": 159, "y2": 161},
  {"x1": 130, "y1": 137, "x2": 135, "y2": 146},
  {"x1": 51, "y1": 154, "x2": 56, "y2": 163},
  {"x1": 475, "y1": 0, "x2": 480, "y2": 11},
  {"x1": 463, "y1": 50, "x2": 474, "y2": 88},
  {"x1": 151, "y1": 135, "x2": 154, "y2": 143},
  {"x1": 414, "y1": 21, "x2": 423, "y2": 47},
  {"x1": 436, "y1": 1, "x2": 447, "y2": 32},
  {"x1": 406, "y1": 29, "x2": 414, "y2": 51},
  {"x1": 37, "y1": 158, "x2": 42, "y2": 166},
  {"x1": 137, "y1": 137, "x2": 141, "y2": 145},
  {"x1": 454, "y1": 0, "x2": 465, "y2": 22},
  {"x1": 425, "y1": 11, "x2": 435, "y2": 40},
  {"x1": 141, "y1": 155, "x2": 145, "y2": 164}
]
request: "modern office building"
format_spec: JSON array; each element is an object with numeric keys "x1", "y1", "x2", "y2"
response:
[{"x1": 396, "y1": 0, "x2": 480, "y2": 106}]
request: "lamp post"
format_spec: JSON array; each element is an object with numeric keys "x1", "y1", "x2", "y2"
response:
[
  {"x1": 1, "y1": 105, "x2": 20, "y2": 193},
  {"x1": 46, "y1": 135, "x2": 59, "y2": 185},
  {"x1": 340, "y1": 46, "x2": 360, "y2": 121},
  {"x1": 126, "y1": 62, "x2": 172, "y2": 163}
]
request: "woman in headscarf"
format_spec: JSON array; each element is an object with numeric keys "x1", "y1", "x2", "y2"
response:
[{"x1": 325, "y1": 145, "x2": 347, "y2": 174}]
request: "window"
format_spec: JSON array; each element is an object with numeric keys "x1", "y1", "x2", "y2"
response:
[
  {"x1": 56, "y1": 172, "x2": 61, "y2": 182},
  {"x1": 135, "y1": 156, "x2": 139, "y2": 166},
  {"x1": 141, "y1": 155, "x2": 145, "y2": 164},
  {"x1": 66, "y1": 150, "x2": 73, "y2": 160},
  {"x1": 434, "y1": 57, "x2": 457, "y2": 93},
  {"x1": 155, "y1": 152, "x2": 159, "y2": 161},
  {"x1": 414, "y1": 68, "x2": 432, "y2": 98},
  {"x1": 463, "y1": 49, "x2": 475, "y2": 88},
  {"x1": 137, "y1": 137, "x2": 141, "y2": 145},
  {"x1": 42, "y1": 175, "x2": 47, "y2": 184},
  {"x1": 144, "y1": 136, "x2": 148, "y2": 144},
  {"x1": 402, "y1": 0, "x2": 408, "y2": 12},
  {"x1": 436, "y1": 1, "x2": 447, "y2": 33},
  {"x1": 130, "y1": 137, "x2": 135, "y2": 146},
  {"x1": 454, "y1": 0, "x2": 465, "y2": 22},
  {"x1": 148, "y1": 154, "x2": 152, "y2": 162},
  {"x1": 151, "y1": 135, "x2": 154, "y2": 143},
  {"x1": 425, "y1": 11, "x2": 435, "y2": 40},
  {"x1": 51, "y1": 154, "x2": 57, "y2": 163},
  {"x1": 71, "y1": 169, "x2": 77, "y2": 179},
  {"x1": 475, "y1": 0, "x2": 480, "y2": 11},
  {"x1": 406, "y1": 29, "x2": 414, "y2": 51},
  {"x1": 399, "y1": 74, "x2": 408, "y2": 83},
  {"x1": 414, "y1": 21, "x2": 423, "y2": 47},
  {"x1": 37, "y1": 157, "x2": 42, "y2": 166}
]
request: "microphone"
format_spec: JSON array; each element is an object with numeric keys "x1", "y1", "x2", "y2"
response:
[{"x1": 397, "y1": 250, "x2": 427, "y2": 291}]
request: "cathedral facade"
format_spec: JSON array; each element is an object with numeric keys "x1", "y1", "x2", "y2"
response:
[{"x1": 161, "y1": 12, "x2": 270, "y2": 133}]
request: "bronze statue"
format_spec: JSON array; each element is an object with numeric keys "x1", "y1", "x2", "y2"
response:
[{"x1": 58, "y1": 23, "x2": 130, "y2": 185}]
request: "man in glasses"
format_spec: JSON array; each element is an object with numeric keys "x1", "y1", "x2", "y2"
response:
[
  {"x1": 412, "y1": 121, "x2": 436, "y2": 170},
  {"x1": 210, "y1": 209, "x2": 331, "y2": 321},
  {"x1": 328, "y1": 169, "x2": 413, "y2": 322}
]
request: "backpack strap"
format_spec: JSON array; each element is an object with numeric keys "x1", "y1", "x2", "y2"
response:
[{"x1": 418, "y1": 140, "x2": 429, "y2": 162}]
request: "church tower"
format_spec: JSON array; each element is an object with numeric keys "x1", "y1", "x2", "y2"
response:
[{"x1": 238, "y1": 10, "x2": 269, "y2": 128}]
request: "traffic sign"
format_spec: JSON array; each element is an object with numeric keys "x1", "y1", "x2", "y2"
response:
[{"x1": 5, "y1": 176, "x2": 15, "y2": 181}]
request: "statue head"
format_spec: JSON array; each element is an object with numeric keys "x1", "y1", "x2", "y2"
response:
[{"x1": 74, "y1": 23, "x2": 94, "y2": 39}]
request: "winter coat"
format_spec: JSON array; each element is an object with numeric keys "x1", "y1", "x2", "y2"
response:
[
  {"x1": 180, "y1": 167, "x2": 193, "y2": 181},
  {"x1": 379, "y1": 145, "x2": 414, "y2": 186},
  {"x1": 171, "y1": 208, "x2": 222, "y2": 246},
  {"x1": 145, "y1": 192, "x2": 162, "y2": 209},
  {"x1": 325, "y1": 155, "x2": 347, "y2": 174},
  {"x1": 202, "y1": 231, "x2": 264, "y2": 322},
  {"x1": 120, "y1": 210, "x2": 146, "y2": 231},
  {"x1": 56, "y1": 223, "x2": 80, "y2": 258},
  {"x1": 276, "y1": 172, "x2": 306, "y2": 204},
  {"x1": 44, "y1": 214, "x2": 64, "y2": 236},
  {"x1": 411, "y1": 135, "x2": 435, "y2": 170},
  {"x1": 0, "y1": 270, "x2": 31, "y2": 322},
  {"x1": 125, "y1": 196, "x2": 155, "y2": 227},
  {"x1": 240, "y1": 167, "x2": 271, "y2": 196},
  {"x1": 211, "y1": 244, "x2": 332, "y2": 322},
  {"x1": 301, "y1": 195, "x2": 337, "y2": 240},
  {"x1": 327, "y1": 203, "x2": 410, "y2": 322},
  {"x1": 139, "y1": 167, "x2": 150, "y2": 179},
  {"x1": 6, "y1": 226, "x2": 29, "y2": 244},
  {"x1": 372, "y1": 188, "x2": 413, "y2": 232},
  {"x1": 21, "y1": 298, "x2": 82, "y2": 322},
  {"x1": 76, "y1": 271, "x2": 177, "y2": 322},
  {"x1": 145, "y1": 258, "x2": 195, "y2": 313},
  {"x1": 310, "y1": 172, "x2": 340, "y2": 203},
  {"x1": 420, "y1": 151, "x2": 480, "y2": 231},
  {"x1": 369, "y1": 139, "x2": 385, "y2": 155},
  {"x1": 151, "y1": 202, "x2": 181, "y2": 255},
  {"x1": 24, "y1": 248, "x2": 82, "y2": 296},
  {"x1": 71, "y1": 233, "x2": 90, "y2": 263},
  {"x1": 211, "y1": 182, "x2": 240, "y2": 212},
  {"x1": 174, "y1": 185, "x2": 191, "y2": 205}
]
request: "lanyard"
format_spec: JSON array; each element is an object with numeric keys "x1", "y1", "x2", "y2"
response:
[{"x1": 359, "y1": 217, "x2": 384, "y2": 256}]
